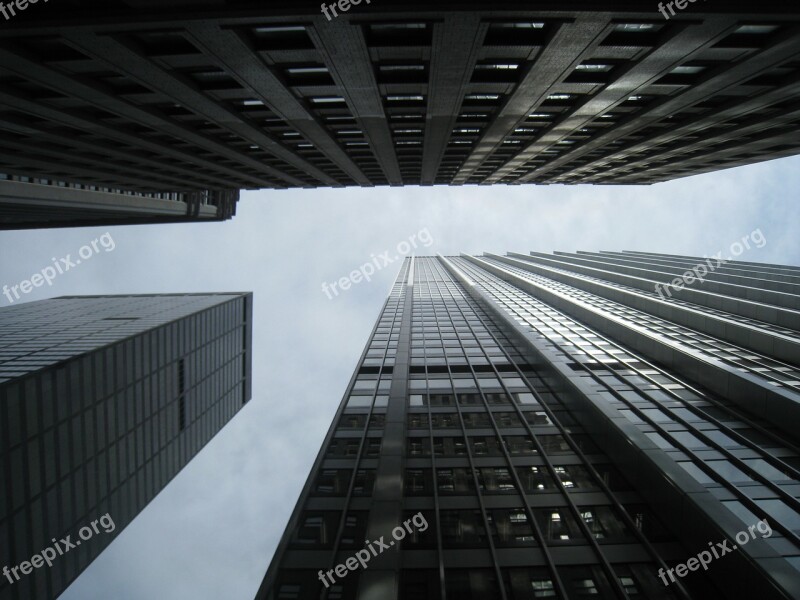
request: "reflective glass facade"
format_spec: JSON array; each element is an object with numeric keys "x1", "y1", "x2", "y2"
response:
[
  {"x1": 0, "y1": 293, "x2": 253, "y2": 599},
  {"x1": 259, "y1": 254, "x2": 799, "y2": 600}
]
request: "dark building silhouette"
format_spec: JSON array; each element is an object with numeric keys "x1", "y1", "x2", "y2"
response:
[
  {"x1": 258, "y1": 254, "x2": 800, "y2": 600},
  {"x1": 0, "y1": 293, "x2": 253, "y2": 599},
  {"x1": 2, "y1": 2, "x2": 800, "y2": 228}
]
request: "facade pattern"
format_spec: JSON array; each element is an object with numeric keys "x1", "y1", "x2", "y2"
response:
[
  {"x1": 0, "y1": 293, "x2": 253, "y2": 599},
  {"x1": 259, "y1": 253, "x2": 800, "y2": 600},
  {"x1": 1, "y1": 3, "x2": 800, "y2": 227}
]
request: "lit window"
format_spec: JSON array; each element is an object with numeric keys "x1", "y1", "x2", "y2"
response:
[
  {"x1": 531, "y1": 579, "x2": 556, "y2": 598},
  {"x1": 735, "y1": 24, "x2": 778, "y2": 34},
  {"x1": 574, "y1": 578, "x2": 599, "y2": 595},
  {"x1": 465, "y1": 94, "x2": 500, "y2": 100},
  {"x1": 311, "y1": 96, "x2": 346, "y2": 104},
  {"x1": 495, "y1": 22, "x2": 545, "y2": 29},
  {"x1": 614, "y1": 23, "x2": 655, "y2": 31},
  {"x1": 476, "y1": 63, "x2": 520, "y2": 70},
  {"x1": 670, "y1": 65, "x2": 706, "y2": 74},
  {"x1": 285, "y1": 66, "x2": 328, "y2": 74},
  {"x1": 575, "y1": 63, "x2": 611, "y2": 71},
  {"x1": 387, "y1": 95, "x2": 424, "y2": 101}
]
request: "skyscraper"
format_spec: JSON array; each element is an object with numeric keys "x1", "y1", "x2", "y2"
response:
[
  {"x1": 2, "y1": 3, "x2": 800, "y2": 228},
  {"x1": 258, "y1": 253, "x2": 799, "y2": 600},
  {"x1": 0, "y1": 293, "x2": 253, "y2": 600}
]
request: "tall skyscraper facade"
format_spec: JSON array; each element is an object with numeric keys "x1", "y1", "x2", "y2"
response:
[
  {"x1": 0, "y1": 293, "x2": 253, "y2": 599},
  {"x1": 258, "y1": 254, "x2": 799, "y2": 600},
  {"x1": 2, "y1": 2, "x2": 800, "y2": 228}
]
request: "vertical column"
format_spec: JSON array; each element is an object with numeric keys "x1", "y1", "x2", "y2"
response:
[{"x1": 358, "y1": 259, "x2": 414, "y2": 599}]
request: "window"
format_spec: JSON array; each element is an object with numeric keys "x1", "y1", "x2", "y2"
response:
[
  {"x1": 438, "y1": 468, "x2": 476, "y2": 495},
  {"x1": 489, "y1": 508, "x2": 536, "y2": 547},
  {"x1": 534, "y1": 509, "x2": 581, "y2": 543},
  {"x1": 293, "y1": 512, "x2": 338, "y2": 547},
  {"x1": 408, "y1": 437, "x2": 431, "y2": 457},
  {"x1": 408, "y1": 413, "x2": 429, "y2": 428},
  {"x1": 463, "y1": 412, "x2": 492, "y2": 428},
  {"x1": 327, "y1": 439, "x2": 360, "y2": 458},
  {"x1": 353, "y1": 469, "x2": 376, "y2": 496},
  {"x1": 365, "y1": 438, "x2": 382, "y2": 457},
  {"x1": 434, "y1": 436, "x2": 467, "y2": 457},
  {"x1": 469, "y1": 436, "x2": 503, "y2": 456},
  {"x1": 339, "y1": 414, "x2": 366, "y2": 429},
  {"x1": 554, "y1": 465, "x2": 597, "y2": 490},
  {"x1": 431, "y1": 413, "x2": 458, "y2": 428},
  {"x1": 441, "y1": 510, "x2": 487, "y2": 547},
  {"x1": 405, "y1": 469, "x2": 433, "y2": 496},
  {"x1": 479, "y1": 467, "x2": 517, "y2": 494},
  {"x1": 314, "y1": 469, "x2": 351, "y2": 496},
  {"x1": 517, "y1": 466, "x2": 553, "y2": 493},
  {"x1": 339, "y1": 512, "x2": 368, "y2": 548},
  {"x1": 579, "y1": 506, "x2": 633, "y2": 542},
  {"x1": 505, "y1": 435, "x2": 537, "y2": 455}
]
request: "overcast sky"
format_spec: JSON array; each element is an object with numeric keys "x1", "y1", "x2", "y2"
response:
[{"x1": 1, "y1": 154, "x2": 799, "y2": 599}]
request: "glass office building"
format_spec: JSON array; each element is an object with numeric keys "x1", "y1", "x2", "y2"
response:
[
  {"x1": 0, "y1": 293, "x2": 253, "y2": 600},
  {"x1": 258, "y1": 254, "x2": 799, "y2": 600}
]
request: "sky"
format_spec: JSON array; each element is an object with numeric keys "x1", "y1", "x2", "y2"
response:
[{"x1": 1, "y1": 154, "x2": 799, "y2": 599}]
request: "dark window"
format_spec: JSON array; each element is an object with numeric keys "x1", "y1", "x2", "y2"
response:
[
  {"x1": 405, "y1": 469, "x2": 434, "y2": 496},
  {"x1": 445, "y1": 569, "x2": 501, "y2": 599},
  {"x1": 313, "y1": 469, "x2": 351, "y2": 496},
  {"x1": 437, "y1": 468, "x2": 476, "y2": 495},
  {"x1": 441, "y1": 510, "x2": 487, "y2": 547}
]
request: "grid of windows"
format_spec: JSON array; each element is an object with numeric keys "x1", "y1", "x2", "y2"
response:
[
  {"x1": 2, "y1": 7, "x2": 799, "y2": 210},
  {"x1": 0, "y1": 294, "x2": 252, "y2": 600},
  {"x1": 452, "y1": 256, "x2": 800, "y2": 570},
  {"x1": 263, "y1": 258, "x2": 738, "y2": 600}
]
